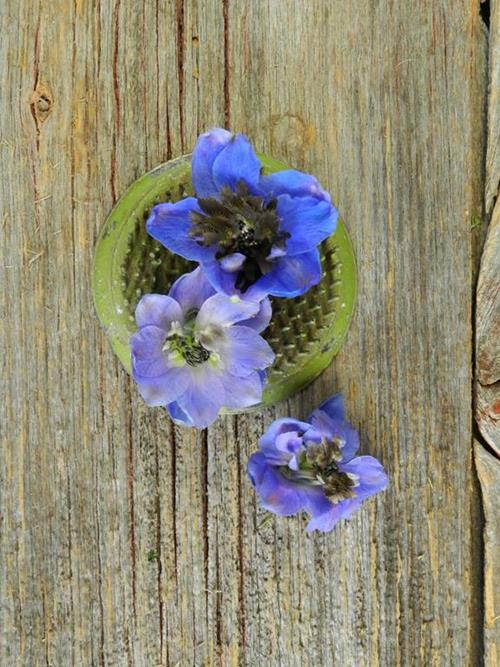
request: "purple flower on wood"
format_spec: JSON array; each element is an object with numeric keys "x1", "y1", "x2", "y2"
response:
[
  {"x1": 146, "y1": 128, "x2": 338, "y2": 300},
  {"x1": 130, "y1": 267, "x2": 274, "y2": 429},
  {"x1": 247, "y1": 395, "x2": 388, "y2": 532}
]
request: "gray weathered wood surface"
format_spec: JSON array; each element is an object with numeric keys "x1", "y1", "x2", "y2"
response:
[
  {"x1": 476, "y1": 3, "x2": 500, "y2": 663},
  {"x1": 0, "y1": 1, "x2": 493, "y2": 665},
  {"x1": 475, "y1": 442, "x2": 500, "y2": 667}
]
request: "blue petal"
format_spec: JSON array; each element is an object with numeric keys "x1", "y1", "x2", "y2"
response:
[
  {"x1": 258, "y1": 418, "x2": 311, "y2": 465},
  {"x1": 168, "y1": 401, "x2": 195, "y2": 427},
  {"x1": 135, "y1": 294, "x2": 183, "y2": 330},
  {"x1": 306, "y1": 498, "x2": 362, "y2": 532},
  {"x1": 237, "y1": 297, "x2": 272, "y2": 333},
  {"x1": 130, "y1": 325, "x2": 166, "y2": 367},
  {"x1": 191, "y1": 128, "x2": 232, "y2": 197},
  {"x1": 130, "y1": 327, "x2": 190, "y2": 406},
  {"x1": 201, "y1": 259, "x2": 238, "y2": 296},
  {"x1": 175, "y1": 367, "x2": 225, "y2": 428},
  {"x1": 133, "y1": 367, "x2": 190, "y2": 407},
  {"x1": 258, "y1": 169, "x2": 331, "y2": 202},
  {"x1": 168, "y1": 267, "x2": 215, "y2": 316},
  {"x1": 220, "y1": 252, "x2": 246, "y2": 272},
  {"x1": 276, "y1": 194, "x2": 337, "y2": 255},
  {"x1": 212, "y1": 134, "x2": 261, "y2": 192},
  {"x1": 220, "y1": 371, "x2": 264, "y2": 409},
  {"x1": 222, "y1": 325, "x2": 275, "y2": 376},
  {"x1": 311, "y1": 415, "x2": 360, "y2": 463},
  {"x1": 274, "y1": 431, "x2": 303, "y2": 458},
  {"x1": 340, "y1": 456, "x2": 388, "y2": 501},
  {"x1": 247, "y1": 453, "x2": 306, "y2": 516},
  {"x1": 301, "y1": 486, "x2": 334, "y2": 520},
  {"x1": 312, "y1": 394, "x2": 345, "y2": 422},
  {"x1": 253, "y1": 249, "x2": 322, "y2": 298},
  {"x1": 260, "y1": 418, "x2": 311, "y2": 449},
  {"x1": 196, "y1": 293, "x2": 259, "y2": 330},
  {"x1": 146, "y1": 198, "x2": 216, "y2": 261}
]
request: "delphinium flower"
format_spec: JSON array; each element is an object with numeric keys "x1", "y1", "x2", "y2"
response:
[
  {"x1": 146, "y1": 128, "x2": 338, "y2": 300},
  {"x1": 247, "y1": 395, "x2": 388, "y2": 532},
  {"x1": 130, "y1": 267, "x2": 274, "y2": 428}
]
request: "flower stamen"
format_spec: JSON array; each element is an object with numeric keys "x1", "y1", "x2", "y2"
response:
[
  {"x1": 163, "y1": 327, "x2": 211, "y2": 367},
  {"x1": 280, "y1": 435, "x2": 358, "y2": 504},
  {"x1": 190, "y1": 181, "x2": 290, "y2": 292}
]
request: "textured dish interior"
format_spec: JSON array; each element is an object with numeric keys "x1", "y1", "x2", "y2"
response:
[{"x1": 120, "y1": 177, "x2": 344, "y2": 386}]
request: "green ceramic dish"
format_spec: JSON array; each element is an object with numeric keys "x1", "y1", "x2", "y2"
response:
[{"x1": 92, "y1": 154, "x2": 357, "y2": 409}]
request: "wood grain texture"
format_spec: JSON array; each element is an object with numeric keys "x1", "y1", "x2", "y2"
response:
[
  {"x1": 476, "y1": 198, "x2": 500, "y2": 455},
  {"x1": 475, "y1": 442, "x2": 500, "y2": 666},
  {"x1": 477, "y1": 0, "x2": 500, "y2": 456},
  {"x1": 0, "y1": 1, "x2": 487, "y2": 665},
  {"x1": 486, "y1": 0, "x2": 500, "y2": 213}
]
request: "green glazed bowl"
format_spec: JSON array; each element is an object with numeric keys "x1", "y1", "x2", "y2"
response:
[{"x1": 92, "y1": 154, "x2": 357, "y2": 410}]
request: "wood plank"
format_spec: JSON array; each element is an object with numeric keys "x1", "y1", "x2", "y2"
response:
[
  {"x1": 486, "y1": 0, "x2": 500, "y2": 213},
  {"x1": 0, "y1": 1, "x2": 487, "y2": 665},
  {"x1": 476, "y1": 198, "x2": 500, "y2": 455},
  {"x1": 477, "y1": 0, "x2": 500, "y2": 456},
  {"x1": 475, "y1": 442, "x2": 500, "y2": 666}
]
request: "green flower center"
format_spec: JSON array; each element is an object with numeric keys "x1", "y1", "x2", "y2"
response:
[
  {"x1": 190, "y1": 181, "x2": 290, "y2": 292},
  {"x1": 281, "y1": 437, "x2": 358, "y2": 504},
  {"x1": 164, "y1": 321, "x2": 210, "y2": 366}
]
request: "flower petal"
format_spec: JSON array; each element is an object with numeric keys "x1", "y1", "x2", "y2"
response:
[
  {"x1": 220, "y1": 371, "x2": 264, "y2": 409},
  {"x1": 133, "y1": 367, "x2": 190, "y2": 407},
  {"x1": 276, "y1": 194, "x2": 337, "y2": 255},
  {"x1": 220, "y1": 252, "x2": 246, "y2": 272},
  {"x1": 221, "y1": 325, "x2": 275, "y2": 376},
  {"x1": 340, "y1": 456, "x2": 388, "y2": 501},
  {"x1": 311, "y1": 394, "x2": 345, "y2": 422},
  {"x1": 252, "y1": 249, "x2": 322, "y2": 298},
  {"x1": 212, "y1": 134, "x2": 261, "y2": 192},
  {"x1": 130, "y1": 325, "x2": 166, "y2": 367},
  {"x1": 258, "y1": 169, "x2": 331, "y2": 202},
  {"x1": 247, "y1": 453, "x2": 306, "y2": 516},
  {"x1": 309, "y1": 409, "x2": 360, "y2": 463},
  {"x1": 168, "y1": 267, "x2": 215, "y2": 316},
  {"x1": 275, "y1": 431, "x2": 303, "y2": 458},
  {"x1": 167, "y1": 400, "x2": 195, "y2": 427},
  {"x1": 135, "y1": 294, "x2": 183, "y2": 331},
  {"x1": 201, "y1": 259, "x2": 238, "y2": 296},
  {"x1": 174, "y1": 366, "x2": 225, "y2": 428},
  {"x1": 191, "y1": 128, "x2": 233, "y2": 197},
  {"x1": 196, "y1": 294, "x2": 259, "y2": 330},
  {"x1": 258, "y1": 418, "x2": 311, "y2": 465},
  {"x1": 238, "y1": 297, "x2": 272, "y2": 333},
  {"x1": 146, "y1": 198, "x2": 215, "y2": 261},
  {"x1": 130, "y1": 327, "x2": 190, "y2": 405},
  {"x1": 306, "y1": 498, "x2": 362, "y2": 532},
  {"x1": 260, "y1": 418, "x2": 311, "y2": 450}
]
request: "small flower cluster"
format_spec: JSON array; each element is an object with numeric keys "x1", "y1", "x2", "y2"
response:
[
  {"x1": 129, "y1": 128, "x2": 387, "y2": 531},
  {"x1": 248, "y1": 395, "x2": 388, "y2": 532},
  {"x1": 131, "y1": 128, "x2": 337, "y2": 428}
]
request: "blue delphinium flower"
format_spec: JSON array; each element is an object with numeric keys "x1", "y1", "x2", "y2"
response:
[
  {"x1": 146, "y1": 128, "x2": 338, "y2": 301},
  {"x1": 247, "y1": 395, "x2": 388, "y2": 532},
  {"x1": 130, "y1": 267, "x2": 274, "y2": 428}
]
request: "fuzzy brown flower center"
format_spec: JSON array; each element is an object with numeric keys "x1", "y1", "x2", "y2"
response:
[
  {"x1": 281, "y1": 437, "x2": 358, "y2": 504},
  {"x1": 190, "y1": 181, "x2": 290, "y2": 292}
]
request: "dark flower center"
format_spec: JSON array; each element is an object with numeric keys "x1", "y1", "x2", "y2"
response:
[
  {"x1": 166, "y1": 331, "x2": 210, "y2": 366},
  {"x1": 190, "y1": 181, "x2": 290, "y2": 292},
  {"x1": 281, "y1": 436, "x2": 358, "y2": 504}
]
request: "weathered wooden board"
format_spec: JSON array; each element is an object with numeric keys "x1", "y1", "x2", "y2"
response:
[
  {"x1": 0, "y1": 1, "x2": 488, "y2": 665},
  {"x1": 475, "y1": 442, "x2": 500, "y2": 667},
  {"x1": 477, "y1": 0, "x2": 500, "y2": 457},
  {"x1": 486, "y1": 0, "x2": 500, "y2": 214},
  {"x1": 476, "y1": 198, "x2": 500, "y2": 455},
  {"x1": 475, "y1": 5, "x2": 500, "y2": 665}
]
